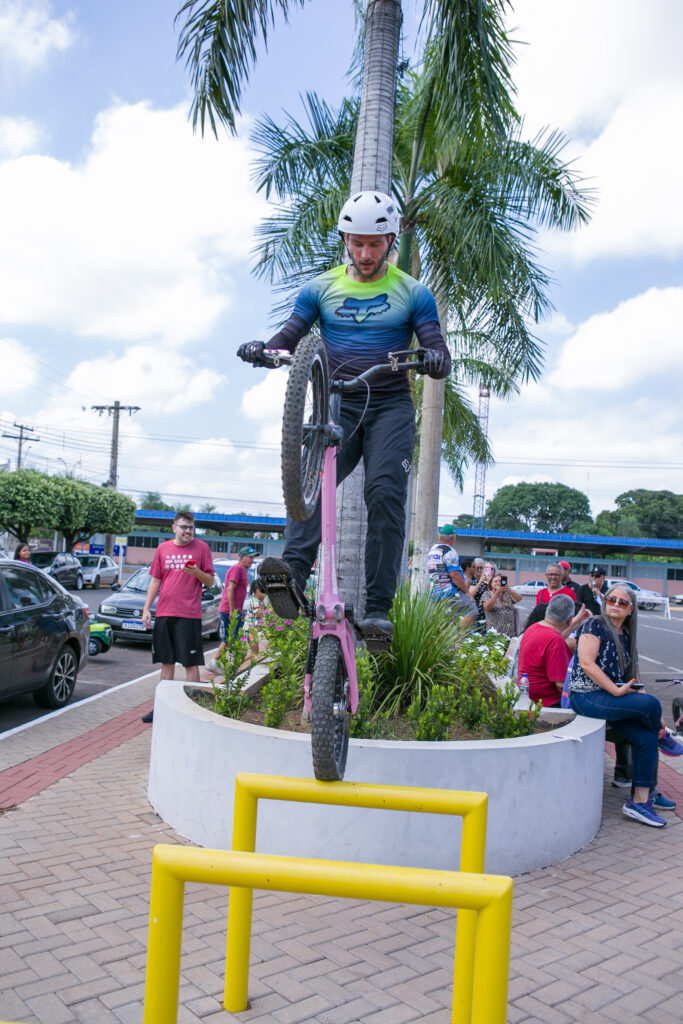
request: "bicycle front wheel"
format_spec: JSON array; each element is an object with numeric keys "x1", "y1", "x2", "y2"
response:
[
  {"x1": 281, "y1": 334, "x2": 329, "y2": 521},
  {"x1": 311, "y1": 635, "x2": 350, "y2": 781}
]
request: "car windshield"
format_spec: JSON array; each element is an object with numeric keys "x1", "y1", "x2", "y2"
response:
[
  {"x1": 76, "y1": 555, "x2": 99, "y2": 567},
  {"x1": 30, "y1": 552, "x2": 56, "y2": 567},
  {"x1": 122, "y1": 568, "x2": 152, "y2": 592}
]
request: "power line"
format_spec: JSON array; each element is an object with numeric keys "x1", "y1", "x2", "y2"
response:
[
  {"x1": 90, "y1": 402, "x2": 141, "y2": 488},
  {"x1": 1, "y1": 422, "x2": 40, "y2": 469}
]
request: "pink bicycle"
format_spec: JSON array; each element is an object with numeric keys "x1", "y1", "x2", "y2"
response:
[{"x1": 243, "y1": 335, "x2": 425, "y2": 780}]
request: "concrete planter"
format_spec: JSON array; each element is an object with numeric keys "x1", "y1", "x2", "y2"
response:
[{"x1": 147, "y1": 679, "x2": 605, "y2": 876}]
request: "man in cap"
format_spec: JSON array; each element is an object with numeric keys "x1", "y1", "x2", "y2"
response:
[
  {"x1": 575, "y1": 565, "x2": 608, "y2": 616},
  {"x1": 213, "y1": 546, "x2": 257, "y2": 662},
  {"x1": 426, "y1": 524, "x2": 477, "y2": 626},
  {"x1": 558, "y1": 560, "x2": 579, "y2": 595}
]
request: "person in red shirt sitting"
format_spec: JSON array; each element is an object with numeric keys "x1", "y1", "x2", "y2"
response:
[
  {"x1": 518, "y1": 593, "x2": 577, "y2": 707},
  {"x1": 535, "y1": 563, "x2": 577, "y2": 606}
]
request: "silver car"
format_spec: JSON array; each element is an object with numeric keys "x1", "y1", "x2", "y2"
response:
[{"x1": 75, "y1": 554, "x2": 119, "y2": 589}]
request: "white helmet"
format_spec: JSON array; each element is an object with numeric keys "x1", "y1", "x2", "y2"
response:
[{"x1": 338, "y1": 191, "x2": 400, "y2": 237}]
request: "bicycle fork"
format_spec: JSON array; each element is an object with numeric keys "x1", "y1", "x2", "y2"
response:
[{"x1": 303, "y1": 441, "x2": 359, "y2": 717}]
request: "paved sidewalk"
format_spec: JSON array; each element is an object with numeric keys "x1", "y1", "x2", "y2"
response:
[{"x1": 2, "y1": 678, "x2": 683, "y2": 1024}]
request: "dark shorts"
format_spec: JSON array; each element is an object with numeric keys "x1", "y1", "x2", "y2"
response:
[{"x1": 152, "y1": 616, "x2": 204, "y2": 667}]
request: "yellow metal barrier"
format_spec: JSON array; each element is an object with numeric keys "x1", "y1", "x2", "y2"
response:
[
  {"x1": 143, "y1": 845, "x2": 512, "y2": 1024},
  {"x1": 228, "y1": 773, "x2": 489, "y2": 1023}
]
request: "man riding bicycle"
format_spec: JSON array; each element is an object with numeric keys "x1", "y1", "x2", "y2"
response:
[{"x1": 238, "y1": 190, "x2": 451, "y2": 642}]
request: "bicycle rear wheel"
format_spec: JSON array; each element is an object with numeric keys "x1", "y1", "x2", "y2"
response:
[
  {"x1": 281, "y1": 334, "x2": 329, "y2": 521},
  {"x1": 311, "y1": 635, "x2": 350, "y2": 781}
]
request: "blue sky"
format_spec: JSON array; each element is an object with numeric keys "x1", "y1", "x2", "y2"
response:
[{"x1": 1, "y1": 0, "x2": 681, "y2": 524}]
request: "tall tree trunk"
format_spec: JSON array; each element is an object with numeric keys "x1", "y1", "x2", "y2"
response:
[
  {"x1": 411, "y1": 289, "x2": 448, "y2": 594},
  {"x1": 336, "y1": 0, "x2": 402, "y2": 616}
]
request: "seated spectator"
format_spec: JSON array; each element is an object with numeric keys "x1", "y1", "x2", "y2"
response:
[
  {"x1": 523, "y1": 598, "x2": 589, "y2": 635},
  {"x1": 518, "y1": 593, "x2": 576, "y2": 707},
  {"x1": 574, "y1": 565, "x2": 607, "y2": 616},
  {"x1": 535, "y1": 563, "x2": 577, "y2": 606},
  {"x1": 483, "y1": 572, "x2": 522, "y2": 637}
]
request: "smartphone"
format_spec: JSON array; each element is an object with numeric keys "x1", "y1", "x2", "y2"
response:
[
  {"x1": 500, "y1": 575, "x2": 508, "y2": 587},
  {"x1": 629, "y1": 679, "x2": 644, "y2": 690},
  {"x1": 185, "y1": 558, "x2": 196, "y2": 567},
  {"x1": 484, "y1": 567, "x2": 493, "y2": 581}
]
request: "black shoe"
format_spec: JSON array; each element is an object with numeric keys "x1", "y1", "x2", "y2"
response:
[
  {"x1": 141, "y1": 710, "x2": 154, "y2": 723},
  {"x1": 359, "y1": 615, "x2": 393, "y2": 650},
  {"x1": 257, "y1": 556, "x2": 307, "y2": 620}
]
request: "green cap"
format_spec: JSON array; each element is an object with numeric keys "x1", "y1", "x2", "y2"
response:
[
  {"x1": 439, "y1": 524, "x2": 456, "y2": 536},
  {"x1": 239, "y1": 546, "x2": 257, "y2": 556}
]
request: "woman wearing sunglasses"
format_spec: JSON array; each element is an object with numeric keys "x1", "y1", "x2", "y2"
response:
[{"x1": 568, "y1": 583, "x2": 683, "y2": 828}]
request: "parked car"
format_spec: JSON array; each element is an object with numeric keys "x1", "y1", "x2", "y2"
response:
[
  {"x1": 75, "y1": 553, "x2": 119, "y2": 589},
  {"x1": 96, "y1": 566, "x2": 222, "y2": 642},
  {"x1": 511, "y1": 580, "x2": 547, "y2": 596},
  {"x1": 604, "y1": 578, "x2": 663, "y2": 610},
  {"x1": 30, "y1": 551, "x2": 84, "y2": 590},
  {"x1": 670, "y1": 593, "x2": 683, "y2": 606},
  {"x1": 88, "y1": 615, "x2": 114, "y2": 656},
  {"x1": 0, "y1": 561, "x2": 89, "y2": 708}
]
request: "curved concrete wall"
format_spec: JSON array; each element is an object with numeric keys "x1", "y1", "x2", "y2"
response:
[{"x1": 147, "y1": 682, "x2": 605, "y2": 876}]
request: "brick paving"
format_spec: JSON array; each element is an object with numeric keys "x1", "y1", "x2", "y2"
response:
[{"x1": 1, "y1": 680, "x2": 682, "y2": 1024}]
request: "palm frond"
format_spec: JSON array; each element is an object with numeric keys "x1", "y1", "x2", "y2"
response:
[{"x1": 175, "y1": 0, "x2": 305, "y2": 135}]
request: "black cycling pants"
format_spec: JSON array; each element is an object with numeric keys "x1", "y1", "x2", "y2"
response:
[{"x1": 283, "y1": 391, "x2": 415, "y2": 616}]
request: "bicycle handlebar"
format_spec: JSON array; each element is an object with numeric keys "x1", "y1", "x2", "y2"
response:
[{"x1": 253, "y1": 347, "x2": 427, "y2": 386}]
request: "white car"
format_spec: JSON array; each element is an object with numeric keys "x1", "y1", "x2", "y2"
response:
[
  {"x1": 75, "y1": 553, "x2": 119, "y2": 589},
  {"x1": 512, "y1": 579, "x2": 547, "y2": 596},
  {"x1": 604, "y1": 578, "x2": 663, "y2": 610}
]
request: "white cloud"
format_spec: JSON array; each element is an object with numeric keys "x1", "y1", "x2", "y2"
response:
[
  {"x1": 0, "y1": 337, "x2": 39, "y2": 392},
  {"x1": 0, "y1": 115, "x2": 42, "y2": 157},
  {"x1": 63, "y1": 345, "x2": 227, "y2": 414},
  {"x1": 0, "y1": 101, "x2": 268, "y2": 345},
  {"x1": 549, "y1": 286, "x2": 683, "y2": 390},
  {"x1": 0, "y1": 0, "x2": 75, "y2": 73}
]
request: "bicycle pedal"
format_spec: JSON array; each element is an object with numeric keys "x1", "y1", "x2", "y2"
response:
[
  {"x1": 258, "y1": 573, "x2": 308, "y2": 620},
  {"x1": 362, "y1": 634, "x2": 392, "y2": 653}
]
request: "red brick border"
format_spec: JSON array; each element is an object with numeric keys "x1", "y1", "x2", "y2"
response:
[{"x1": 0, "y1": 700, "x2": 154, "y2": 809}]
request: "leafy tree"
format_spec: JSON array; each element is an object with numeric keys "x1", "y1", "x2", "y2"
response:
[
  {"x1": 0, "y1": 470, "x2": 55, "y2": 543},
  {"x1": 140, "y1": 491, "x2": 173, "y2": 511},
  {"x1": 49, "y1": 477, "x2": 91, "y2": 552},
  {"x1": 485, "y1": 482, "x2": 591, "y2": 533},
  {"x1": 80, "y1": 486, "x2": 136, "y2": 548},
  {"x1": 612, "y1": 489, "x2": 683, "y2": 539}
]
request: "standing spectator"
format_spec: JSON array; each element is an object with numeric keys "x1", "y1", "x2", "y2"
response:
[
  {"x1": 535, "y1": 564, "x2": 577, "y2": 606},
  {"x1": 14, "y1": 543, "x2": 32, "y2": 563},
  {"x1": 141, "y1": 511, "x2": 215, "y2": 723},
  {"x1": 213, "y1": 546, "x2": 257, "y2": 663},
  {"x1": 558, "y1": 560, "x2": 579, "y2": 594},
  {"x1": 427, "y1": 525, "x2": 477, "y2": 626},
  {"x1": 483, "y1": 572, "x2": 522, "y2": 637},
  {"x1": 575, "y1": 565, "x2": 608, "y2": 616},
  {"x1": 569, "y1": 583, "x2": 683, "y2": 827},
  {"x1": 518, "y1": 593, "x2": 576, "y2": 706},
  {"x1": 459, "y1": 556, "x2": 475, "y2": 587},
  {"x1": 239, "y1": 580, "x2": 270, "y2": 671},
  {"x1": 471, "y1": 560, "x2": 496, "y2": 632}
]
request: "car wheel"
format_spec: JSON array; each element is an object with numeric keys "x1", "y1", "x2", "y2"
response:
[
  {"x1": 88, "y1": 637, "x2": 104, "y2": 656},
  {"x1": 92, "y1": 575, "x2": 100, "y2": 590},
  {"x1": 76, "y1": 574, "x2": 84, "y2": 591},
  {"x1": 641, "y1": 602, "x2": 655, "y2": 611},
  {"x1": 34, "y1": 646, "x2": 78, "y2": 708}
]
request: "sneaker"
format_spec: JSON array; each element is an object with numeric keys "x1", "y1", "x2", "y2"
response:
[
  {"x1": 611, "y1": 776, "x2": 632, "y2": 789},
  {"x1": 622, "y1": 798, "x2": 667, "y2": 827},
  {"x1": 206, "y1": 659, "x2": 219, "y2": 672},
  {"x1": 141, "y1": 710, "x2": 154, "y2": 724},
  {"x1": 658, "y1": 730, "x2": 683, "y2": 756},
  {"x1": 257, "y1": 556, "x2": 307, "y2": 620},
  {"x1": 651, "y1": 790, "x2": 676, "y2": 811}
]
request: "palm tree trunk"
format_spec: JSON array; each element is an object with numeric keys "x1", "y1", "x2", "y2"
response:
[{"x1": 337, "y1": 0, "x2": 402, "y2": 616}]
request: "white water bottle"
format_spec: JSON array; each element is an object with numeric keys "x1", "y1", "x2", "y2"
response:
[{"x1": 516, "y1": 672, "x2": 531, "y2": 711}]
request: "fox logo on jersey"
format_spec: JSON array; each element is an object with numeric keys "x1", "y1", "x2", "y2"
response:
[{"x1": 335, "y1": 294, "x2": 390, "y2": 323}]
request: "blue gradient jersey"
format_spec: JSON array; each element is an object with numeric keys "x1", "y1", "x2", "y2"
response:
[{"x1": 268, "y1": 263, "x2": 450, "y2": 393}]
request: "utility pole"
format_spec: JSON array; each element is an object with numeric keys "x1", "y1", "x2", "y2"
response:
[
  {"x1": 91, "y1": 402, "x2": 140, "y2": 488},
  {"x1": 2, "y1": 422, "x2": 39, "y2": 469}
]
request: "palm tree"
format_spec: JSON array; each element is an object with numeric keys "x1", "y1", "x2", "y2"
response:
[{"x1": 175, "y1": 0, "x2": 536, "y2": 610}]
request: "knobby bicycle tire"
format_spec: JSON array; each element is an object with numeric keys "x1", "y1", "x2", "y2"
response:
[
  {"x1": 311, "y1": 635, "x2": 350, "y2": 781},
  {"x1": 281, "y1": 334, "x2": 329, "y2": 521}
]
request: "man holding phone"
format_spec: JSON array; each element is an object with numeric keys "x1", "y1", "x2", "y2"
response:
[{"x1": 141, "y1": 511, "x2": 215, "y2": 723}]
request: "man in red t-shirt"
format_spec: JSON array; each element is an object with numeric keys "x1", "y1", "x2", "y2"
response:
[
  {"x1": 141, "y1": 511, "x2": 215, "y2": 722},
  {"x1": 213, "y1": 546, "x2": 256, "y2": 662},
  {"x1": 518, "y1": 593, "x2": 576, "y2": 707},
  {"x1": 535, "y1": 563, "x2": 577, "y2": 606}
]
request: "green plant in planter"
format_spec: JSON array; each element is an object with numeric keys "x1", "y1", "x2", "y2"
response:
[
  {"x1": 485, "y1": 680, "x2": 542, "y2": 738},
  {"x1": 258, "y1": 613, "x2": 308, "y2": 727},
  {"x1": 455, "y1": 684, "x2": 487, "y2": 732},
  {"x1": 454, "y1": 630, "x2": 510, "y2": 696},
  {"x1": 372, "y1": 582, "x2": 469, "y2": 716},
  {"x1": 407, "y1": 683, "x2": 457, "y2": 741},
  {"x1": 205, "y1": 612, "x2": 253, "y2": 719},
  {"x1": 349, "y1": 650, "x2": 383, "y2": 738}
]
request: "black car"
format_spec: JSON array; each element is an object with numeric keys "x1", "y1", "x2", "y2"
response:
[
  {"x1": 0, "y1": 561, "x2": 89, "y2": 708},
  {"x1": 96, "y1": 566, "x2": 222, "y2": 642},
  {"x1": 30, "y1": 551, "x2": 84, "y2": 590}
]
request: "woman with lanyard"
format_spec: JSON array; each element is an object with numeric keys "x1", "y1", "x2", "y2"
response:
[{"x1": 568, "y1": 583, "x2": 683, "y2": 827}]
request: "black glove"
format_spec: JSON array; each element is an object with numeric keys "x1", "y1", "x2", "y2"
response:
[
  {"x1": 416, "y1": 349, "x2": 446, "y2": 378},
  {"x1": 237, "y1": 341, "x2": 267, "y2": 366}
]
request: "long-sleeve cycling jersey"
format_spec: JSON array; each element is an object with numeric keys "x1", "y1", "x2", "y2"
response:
[{"x1": 267, "y1": 263, "x2": 451, "y2": 394}]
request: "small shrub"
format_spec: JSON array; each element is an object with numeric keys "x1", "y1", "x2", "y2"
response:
[
  {"x1": 454, "y1": 630, "x2": 510, "y2": 696},
  {"x1": 261, "y1": 672, "x2": 301, "y2": 728},
  {"x1": 350, "y1": 650, "x2": 382, "y2": 738},
  {"x1": 455, "y1": 684, "x2": 487, "y2": 732},
  {"x1": 209, "y1": 671, "x2": 254, "y2": 719},
  {"x1": 407, "y1": 683, "x2": 456, "y2": 741}
]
